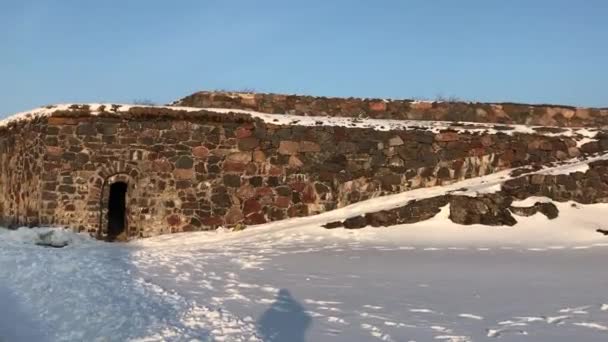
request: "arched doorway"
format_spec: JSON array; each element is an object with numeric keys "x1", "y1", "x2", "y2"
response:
[{"x1": 106, "y1": 181, "x2": 128, "y2": 241}]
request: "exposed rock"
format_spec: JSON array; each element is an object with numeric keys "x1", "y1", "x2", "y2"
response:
[
  {"x1": 323, "y1": 221, "x2": 344, "y2": 229},
  {"x1": 449, "y1": 195, "x2": 516, "y2": 226},
  {"x1": 510, "y1": 202, "x2": 558, "y2": 219},
  {"x1": 388, "y1": 136, "x2": 404, "y2": 146},
  {"x1": 343, "y1": 216, "x2": 367, "y2": 229}
]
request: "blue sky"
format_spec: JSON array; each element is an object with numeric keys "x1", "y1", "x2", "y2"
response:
[{"x1": 1, "y1": 0, "x2": 607, "y2": 116}]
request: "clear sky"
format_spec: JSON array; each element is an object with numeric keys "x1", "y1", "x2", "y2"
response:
[{"x1": 1, "y1": 0, "x2": 607, "y2": 116}]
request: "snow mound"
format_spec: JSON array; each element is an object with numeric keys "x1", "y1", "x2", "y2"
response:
[{"x1": 0, "y1": 227, "x2": 94, "y2": 248}]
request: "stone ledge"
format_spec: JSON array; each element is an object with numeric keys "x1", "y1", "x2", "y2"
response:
[{"x1": 175, "y1": 91, "x2": 608, "y2": 127}]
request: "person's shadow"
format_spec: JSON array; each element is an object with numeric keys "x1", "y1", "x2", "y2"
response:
[{"x1": 257, "y1": 289, "x2": 312, "y2": 342}]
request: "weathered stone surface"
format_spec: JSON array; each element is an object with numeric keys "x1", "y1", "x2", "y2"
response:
[
  {"x1": 278, "y1": 141, "x2": 299, "y2": 155},
  {"x1": 343, "y1": 215, "x2": 367, "y2": 229},
  {"x1": 449, "y1": 195, "x2": 516, "y2": 226},
  {"x1": 388, "y1": 136, "x2": 404, "y2": 146},
  {"x1": 175, "y1": 156, "x2": 194, "y2": 169},
  {"x1": 173, "y1": 168, "x2": 194, "y2": 180},
  {"x1": 178, "y1": 91, "x2": 608, "y2": 127},
  {"x1": 192, "y1": 146, "x2": 209, "y2": 158},
  {"x1": 238, "y1": 137, "x2": 259, "y2": 151},
  {"x1": 323, "y1": 221, "x2": 344, "y2": 229},
  {"x1": 511, "y1": 202, "x2": 559, "y2": 220},
  {"x1": 435, "y1": 132, "x2": 459, "y2": 142},
  {"x1": 226, "y1": 152, "x2": 252, "y2": 163},
  {"x1": 299, "y1": 141, "x2": 321, "y2": 153}
]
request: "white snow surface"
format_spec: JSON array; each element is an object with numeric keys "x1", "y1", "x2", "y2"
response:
[
  {"x1": 2, "y1": 202, "x2": 608, "y2": 342},
  {"x1": 2, "y1": 154, "x2": 608, "y2": 341},
  {"x1": 0, "y1": 104, "x2": 600, "y2": 143}
]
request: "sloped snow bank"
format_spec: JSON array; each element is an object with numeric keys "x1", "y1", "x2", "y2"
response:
[{"x1": 0, "y1": 227, "x2": 94, "y2": 248}]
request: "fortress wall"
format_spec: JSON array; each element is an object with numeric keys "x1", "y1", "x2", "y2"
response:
[
  {"x1": 34, "y1": 107, "x2": 605, "y2": 238},
  {"x1": 177, "y1": 91, "x2": 608, "y2": 127}
]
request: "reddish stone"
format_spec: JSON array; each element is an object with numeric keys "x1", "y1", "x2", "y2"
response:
[
  {"x1": 452, "y1": 159, "x2": 465, "y2": 171},
  {"x1": 299, "y1": 141, "x2": 321, "y2": 153},
  {"x1": 253, "y1": 150, "x2": 266, "y2": 163},
  {"x1": 235, "y1": 127, "x2": 253, "y2": 139},
  {"x1": 46, "y1": 146, "x2": 63, "y2": 156},
  {"x1": 181, "y1": 224, "x2": 195, "y2": 232},
  {"x1": 226, "y1": 152, "x2": 252, "y2": 163},
  {"x1": 224, "y1": 207, "x2": 244, "y2": 225},
  {"x1": 480, "y1": 135, "x2": 493, "y2": 147},
  {"x1": 319, "y1": 171, "x2": 335, "y2": 182},
  {"x1": 435, "y1": 132, "x2": 459, "y2": 142},
  {"x1": 192, "y1": 146, "x2": 209, "y2": 159},
  {"x1": 154, "y1": 159, "x2": 173, "y2": 172},
  {"x1": 166, "y1": 214, "x2": 181, "y2": 226},
  {"x1": 243, "y1": 198, "x2": 262, "y2": 215},
  {"x1": 275, "y1": 196, "x2": 291, "y2": 208},
  {"x1": 500, "y1": 150, "x2": 515, "y2": 163},
  {"x1": 236, "y1": 184, "x2": 256, "y2": 199},
  {"x1": 470, "y1": 147, "x2": 486, "y2": 156},
  {"x1": 288, "y1": 204, "x2": 309, "y2": 217},
  {"x1": 245, "y1": 163, "x2": 258, "y2": 175},
  {"x1": 48, "y1": 116, "x2": 78, "y2": 125},
  {"x1": 288, "y1": 155, "x2": 304, "y2": 168},
  {"x1": 173, "y1": 168, "x2": 194, "y2": 180},
  {"x1": 369, "y1": 101, "x2": 387, "y2": 111},
  {"x1": 223, "y1": 161, "x2": 247, "y2": 172},
  {"x1": 269, "y1": 166, "x2": 283, "y2": 176},
  {"x1": 278, "y1": 141, "x2": 300, "y2": 155},
  {"x1": 290, "y1": 182, "x2": 306, "y2": 192},
  {"x1": 245, "y1": 212, "x2": 267, "y2": 225},
  {"x1": 302, "y1": 184, "x2": 317, "y2": 204},
  {"x1": 201, "y1": 216, "x2": 223, "y2": 227},
  {"x1": 256, "y1": 187, "x2": 274, "y2": 197},
  {"x1": 238, "y1": 137, "x2": 259, "y2": 151}
]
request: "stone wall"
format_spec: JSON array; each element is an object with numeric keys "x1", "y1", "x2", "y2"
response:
[
  {"x1": 323, "y1": 159, "x2": 608, "y2": 229},
  {"x1": 176, "y1": 91, "x2": 608, "y2": 127},
  {"x1": 0, "y1": 118, "x2": 46, "y2": 227},
  {"x1": 2, "y1": 104, "x2": 608, "y2": 238}
]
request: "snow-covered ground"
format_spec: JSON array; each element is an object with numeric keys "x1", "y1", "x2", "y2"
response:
[{"x1": 1, "y1": 198, "x2": 608, "y2": 342}]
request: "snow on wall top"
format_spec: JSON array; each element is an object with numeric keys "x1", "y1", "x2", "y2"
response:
[{"x1": 0, "y1": 103, "x2": 601, "y2": 146}]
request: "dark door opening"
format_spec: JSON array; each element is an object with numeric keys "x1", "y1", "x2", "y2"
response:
[{"x1": 107, "y1": 182, "x2": 128, "y2": 241}]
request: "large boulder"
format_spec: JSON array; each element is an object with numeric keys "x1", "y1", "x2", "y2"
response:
[{"x1": 448, "y1": 194, "x2": 516, "y2": 226}]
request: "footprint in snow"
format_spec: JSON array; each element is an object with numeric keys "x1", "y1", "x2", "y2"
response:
[
  {"x1": 558, "y1": 305, "x2": 590, "y2": 314},
  {"x1": 363, "y1": 305, "x2": 384, "y2": 310},
  {"x1": 458, "y1": 313, "x2": 483, "y2": 320},
  {"x1": 572, "y1": 322, "x2": 608, "y2": 331},
  {"x1": 434, "y1": 335, "x2": 472, "y2": 342},
  {"x1": 430, "y1": 326, "x2": 452, "y2": 333},
  {"x1": 410, "y1": 308, "x2": 436, "y2": 314},
  {"x1": 544, "y1": 315, "x2": 570, "y2": 324},
  {"x1": 486, "y1": 327, "x2": 528, "y2": 338}
]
